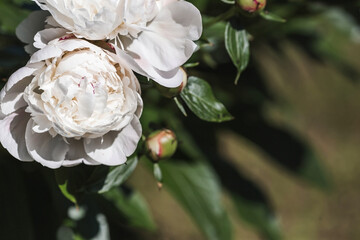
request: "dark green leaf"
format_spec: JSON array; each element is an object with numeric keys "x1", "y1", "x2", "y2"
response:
[
  {"x1": 55, "y1": 156, "x2": 138, "y2": 203},
  {"x1": 103, "y1": 187, "x2": 156, "y2": 231},
  {"x1": 260, "y1": 11, "x2": 287, "y2": 23},
  {"x1": 161, "y1": 160, "x2": 232, "y2": 240},
  {"x1": 225, "y1": 22, "x2": 250, "y2": 84},
  {"x1": 88, "y1": 156, "x2": 139, "y2": 194},
  {"x1": 298, "y1": 150, "x2": 330, "y2": 190},
  {"x1": 180, "y1": 76, "x2": 233, "y2": 122},
  {"x1": 233, "y1": 196, "x2": 282, "y2": 240}
]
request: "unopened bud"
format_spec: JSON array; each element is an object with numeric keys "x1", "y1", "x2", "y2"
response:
[
  {"x1": 146, "y1": 129, "x2": 178, "y2": 162},
  {"x1": 155, "y1": 68, "x2": 187, "y2": 98},
  {"x1": 237, "y1": 0, "x2": 266, "y2": 13}
]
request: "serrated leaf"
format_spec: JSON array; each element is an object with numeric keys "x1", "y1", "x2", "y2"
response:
[
  {"x1": 161, "y1": 160, "x2": 232, "y2": 240},
  {"x1": 260, "y1": 11, "x2": 286, "y2": 23},
  {"x1": 180, "y1": 76, "x2": 233, "y2": 122},
  {"x1": 225, "y1": 22, "x2": 250, "y2": 84}
]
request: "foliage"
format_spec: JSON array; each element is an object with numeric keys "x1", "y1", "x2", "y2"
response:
[{"x1": 1, "y1": 0, "x2": 359, "y2": 239}]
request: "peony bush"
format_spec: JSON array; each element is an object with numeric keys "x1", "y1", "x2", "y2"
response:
[{"x1": 0, "y1": 0, "x2": 350, "y2": 239}]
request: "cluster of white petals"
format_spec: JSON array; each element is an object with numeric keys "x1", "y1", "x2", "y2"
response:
[
  {"x1": 33, "y1": 0, "x2": 203, "y2": 87},
  {"x1": 0, "y1": 0, "x2": 202, "y2": 168},
  {"x1": 0, "y1": 36, "x2": 142, "y2": 168}
]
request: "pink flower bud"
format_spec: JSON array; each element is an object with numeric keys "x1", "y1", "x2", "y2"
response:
[
  {"x1": 237, "y1": 0, "x2": 266, "y2": 13},
  {"x1": 146, "y1": 129, "x2": 178, "y2": 162}
]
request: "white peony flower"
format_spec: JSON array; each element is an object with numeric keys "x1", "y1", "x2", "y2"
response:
[
  {"x1": 0, "y1": 33, "x2": 143, "y2": 169},
  {"x1": 32, "y1": 0, "x2": 203, "y2": 88}
]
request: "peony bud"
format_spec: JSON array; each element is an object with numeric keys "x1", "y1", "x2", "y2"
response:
[
  {"x1": 237, "y1": 0, "x2": 266, "y2": 13},
  {"x1": 146, "y1": 129, "x2": 178, "y2": 162},
  {"x1": 155, "y1": 68, "x2": 187, "y2": 98}
]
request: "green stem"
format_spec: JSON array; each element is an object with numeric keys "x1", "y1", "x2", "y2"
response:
[{"x1": 204, "y1": 7, "x2": 238, "y2": 28}]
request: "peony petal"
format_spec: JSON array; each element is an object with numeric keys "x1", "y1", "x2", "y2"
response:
[
  {"x1": 84, "y1": 131, "x2": 127, "y2": 166},
  {"x1": 84, "y1": 117, "x2": 142, "y2": 166},
  {"x1": 115, "y1": 46, "x2": 184, "y2": 88},
  {"x1": 124, "y1": 1, "x2": 202, "y2": 72},
  {"x1": 0, "y1": 108, "x2": 33, "y2": 162},
  {"x1": 114, "y1": 116, "x2": 142, "y2": 156},
  {"x1": 0, "y1": 64, "x2": 42, "y2": 115},
  {"x1": 1, "y1": 63, "x2": 41, "y2": 97},
  {"x1": 33, "y1": 28, "x2": 68, "y2": 50},
  {"x1": 34, "y1": 0, "x2": 76, "y2": 33},
  {"x1": 30, "y1": 44, "x2": 63, "y2": 63},
  {"x1": 25, "y1": 119, "x2": 69, "y2": 169},
  {"x1": 35, "y1": 0, "x2": 125, "y2": 40},
  {"x1": 16, "y1": 10, "x2": 50, "y2": 54},
  {"x1": 62, "y1": 139, "x2": 100, "y2": 167},
  {"x1": 164, "y1": 1, "x2": 202, "y2": 41}
]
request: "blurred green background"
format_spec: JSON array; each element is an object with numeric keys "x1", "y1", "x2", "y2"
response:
[{"x1": 0, "y1": 0, "x2": 360, "y2": 239}]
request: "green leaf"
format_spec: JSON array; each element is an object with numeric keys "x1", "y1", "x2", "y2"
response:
[
  {"x1": 298, "y1": 150, "x2": 331, "y2": 190},
  {"x1": 161, "y1": 160, "x2": 232, "y2": 240},
  {"x1": 260, "y1": 11, "x2": 286, "y2": 23},
  {"x1": 0, "y1": 2, "x2": 29, "y2": 33},
  {"x1": 55, "y1": 167, "x2": 84, "y2": 204},
  {"x1": 55, "y1": 156, "x2": 138, "y2": 203},
  {"x1": 58, "y1": 180, "x2": 77, "y2": 204},
  {"x1": 219, "y1": 0, "x2": 235, "y2": 4},
  {"x1": 174, "y1": 96, "x2": 187, "y2": 116},
  {"x1": 103, "y1": 187, "x2": 156, "y2": 231},
  {"x1": 225, "y1": 22, "x2": 250, "y2": 84},
  {"x1": 232, "y1": 196, "x2": 282, "y2": 240},
  {"x1": 183, "y1": 62, "x2": 200, "y2": 68},
  {"x1": 153, "y1": 163, "x2": 162, "y2": 183},
  {"x1": 87, "y1": 156, "x2": 139, "y2": 194},
  {"x1": 180, "y1": 76, "x2": 233, "y2": 122}
]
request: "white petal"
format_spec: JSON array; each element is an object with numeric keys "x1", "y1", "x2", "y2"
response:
[
  {"x1": 33, "y1": 28, "x2": 68, "y2": 49},
  {"x1": 115, "y1": 47, "x2": 184, "y2": 88},
  {"x1": 25, "y1": 119, "x2": 69, "y2": 169},
  {"x1": 0, "y1": 65, "x2": 42, "y2": 115},
  {"x1": 124, "y1": 1, "x2": 202, "y2": 72},
  {"x1": 62, "y1": 139, "x2": 100, "y2": 166},
  {"x1": 114, "y1": 116, "x2": 142, "y2": 156},
  {"x1": 29, "y1": 44, "x2": 63, "y2": 63},
  {"x1": 16, "y1": 10, "x2": 50, "y2": 54},
  {"x1": 1, "y1": 64, "x2": 40, "y2": 97},
  {"x1": 84, "y1": 117, "x2": 142, "y2": 166},
  {"x1": 34, "y1": 0, "x2": 76, "y2": 33},
  {"x1": 165, "y1": 1, "x2": 202, "y2": 40},
  {"x1": 0, "y1": 108, "x2": 33, "y2": 162}
]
